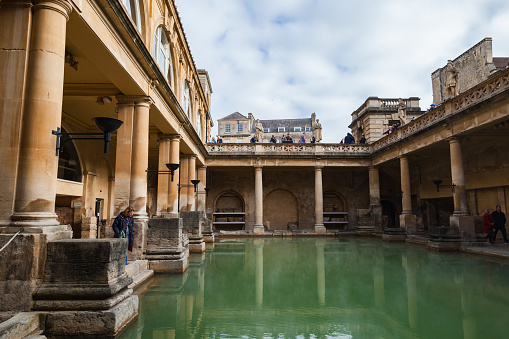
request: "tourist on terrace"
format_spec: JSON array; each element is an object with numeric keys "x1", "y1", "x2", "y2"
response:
[
  {"x1": 112, "y1": 206, "x2": 135, "y2": 264},
  {"x1": 300, "y1": 132, "x2": 306, "y2": 143},
  {"x1": 286, "y1": 134, "x2": 293, "y2": 142},
  {"x1": 270, "y1": 135, "x2": 277, "y2": 143},
  {"x1": 217, "y1": 135, "x2": 223, "y2": 143},
  {"x1": 210, "y1": 137, "x2": 216, "y2": 143},
  {"x1": 310, "y1": 136, "x2": 316, "y2": 143},
  {"x1": 428, "y1": 103, "x2": 436, "y2": 111},
  {"x1": 482, "y1": 209, "x2": 495, "y2": 244},
  {"x1": 491, "y1": 205, "x2": 508, "y2": 244},
  {"x1": 359, "y1": 134, "x2": 366, "y2": 144},
  {"x1": 250, "y1": 135, "x2": 258, "y2": 143},
  {"x1": 344, "y1": 132, "x2": 355, "y2": 144}
]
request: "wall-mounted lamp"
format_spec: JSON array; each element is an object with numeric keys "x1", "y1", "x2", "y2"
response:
[
  {"x1": 96, "y1": 96, "x2": 112, "y2": 105},
  {"x1": 52, "y1": 117, "x2": 123, "y2": 156},
  {"x1": 433, "y1": 179, "x2": 456, "y2": 193},
  {"x1": 190, "y1": 179, "x2": 200, "y2": 192},
  {"x1": 146, "y1": 163, "x2": 180, "y2": 182}
]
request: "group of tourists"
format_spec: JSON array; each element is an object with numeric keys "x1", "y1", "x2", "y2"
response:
[{"x1": 482, "y1": 205, "x2": 508, "y2": 245}]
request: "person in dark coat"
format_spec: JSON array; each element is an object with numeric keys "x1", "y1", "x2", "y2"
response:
[
  {"x1": 359, "y1": 134, "x2": 366, "y2": 144},
  {"x1": 491, "y1": 205, "x2": 508, "y2": 244},
  {"x1": 112, "y1": 206, "x2": 135, "y2": 263},
  {"x1": 344, "y1": 132, "x2": 355, "y2": 144}
]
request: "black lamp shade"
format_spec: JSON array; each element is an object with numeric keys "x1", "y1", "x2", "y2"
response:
[
  {"x1": 93, "y1": 117, "x2": 123, "y2": 133},
  {"x1": 166, "y1": 163, "x2": 180, "y2": 171},
  {"x1": 191, "y1": 179, "x2": 201, "y2": 186}
]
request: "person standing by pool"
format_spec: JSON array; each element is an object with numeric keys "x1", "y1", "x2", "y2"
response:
[
  {"x1": 113, "y1": 206, "x2": 135, "y2": 263},
  {"x1": 482, "y1": 209, "x2": 494, "y2": 244},
  {"x1": 491, "y1": 205, "x2": 508, "y2": 244}
]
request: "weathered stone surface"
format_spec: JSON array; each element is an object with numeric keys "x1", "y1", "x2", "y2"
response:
[
  {"x1": 0, "y1": 312, "x2": 42, "y2": 339},
  {"x1": 181, "y1": 211, "x2": 205, "y2": 237},
  {"x1": 148, "y1": 257, "x2": 188, "y2": 273},
  {"x1": 147, "y1": 218, "x2": 183, "y2": 248},
  {"x1": 33, "y1": 288, "x2": 133, "y2": 311},
  {"x1": 44, "y1": 295, "x2": 138, "y2": 337}
]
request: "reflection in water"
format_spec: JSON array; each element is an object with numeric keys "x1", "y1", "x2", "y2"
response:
[{"x1": 120, "y1": 238, "x2": 509, "y2": 339}]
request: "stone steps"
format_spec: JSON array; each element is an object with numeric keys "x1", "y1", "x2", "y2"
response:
[
  {"x1": 0, "y1": 313, "x2": 40, "y2": 339},
  {"x1": 125, "y1": 260, "x2": 154, "y2": 290}
]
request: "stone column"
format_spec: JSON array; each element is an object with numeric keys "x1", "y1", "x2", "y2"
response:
[
  {"x1": 180, "y1": 156, "x2": 189, "y2": 212},
  {"x1": 113, "y1": 97, "x2": 135, "y2": 215},
  {"x1": 168, "y1": 135, "x2": 180, "y2": 217},
  {"x1": 369, "y1": 166, "x2": 383, "y2": 232},
  {"x1": 449, "y1": 138, "x2": 468, "y2": 215},
  {"x1": 129, "y1": 97, "x2": 152, "y2": 260},
  {"x1": 156, "y1": 135, "x2": 171, "y2": 216},
  {"x1": 314, "y1": 166, "x2": 326, "y2": 233},
  {"x1": 197, "y1": 166, "x2": 207, "y2": 212},
  {"x1": 9, "y1": 0, "x2": 73, "y2": 232},
  {"x1": 448, "y1": 138, "x2": 475, "y2": 238},
  {"x1": 0, "y1": 0, "x2": 32, "y2": 226},
  {"x1": 253, "y1": 166, "x2": 264, "y2": 233},
  {"x1": 187, "y1": 155, "x2": 197, "y2": 212},
  {"x1": 399, "y1": 156, "x2": 416, "y2": 233}
]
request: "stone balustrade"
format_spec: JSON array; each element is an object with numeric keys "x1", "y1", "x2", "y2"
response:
[{"x1": 207, "y1": 143, "x2": 371, "y2": 156}]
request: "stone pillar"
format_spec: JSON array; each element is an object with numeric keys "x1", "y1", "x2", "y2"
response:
[
  {"x1": 129, "y1": 97, "x2": 152, "y2": 260},
  {"x1": 449, "y1": 138, "x2": 468, "y2": 215},
  {"x1": 168, "y1": 135, "x2": 180, "y2": 217},
  {"x1": 399, "y1": 156, "x2": 416, "y2": 234},
  {"x1": 448, "y1": 138, "x2": 475, "y2": 239},
  {"x1": 254, "y1": 239, "x2": 264, "y2": 307},
  {"x1": 197, "y1": 166, "x2": 207, "y2": 212},
  {"x1": 156, "y1": 135, "x2": 171, "y2": 215},
  {"x1": 253, "y1": 166, "x2": 264, "y2": 233},
  {"x1": 314, "y1": 166, "x2": 326, "y2": 233},
  {"x1": 113, "y1": 97, "x2": 135, "y2": 215},
  {"x1": 146, "y1": 218, "x2": 189, "y2": 273},
  {"x1": 180, "y1": 156, "x2": 189, "y2": 212},
  {"x1": 181, "y1": 211, "x2": 206, "y2": 253},
  {"x1": 187, "y1": 155, "x2": 197, "y2": 212},
  {"x1": 9, "y1": 0, "x2": 73, "y2": 232},
  {"x1": 369, "y1": 166, "x2": 383, "y2": 233},
  {"x1": 0, "y1": 0, "x2": 32, "y2": 226},
  {"x1": 316, "y1": 239, "x2": 326, "y2": 306}
]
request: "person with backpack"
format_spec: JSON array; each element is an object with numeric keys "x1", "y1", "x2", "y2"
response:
[{"x1": 112, "y1": 206, "x2": 135, "y2": 264}]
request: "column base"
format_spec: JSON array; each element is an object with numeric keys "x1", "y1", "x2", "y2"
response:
[
  {"x1": 450, "y1": 215, "x2": 476, "y2": 241},
  {"x1": 158, "y1": 212, "x2": 179, "y2": 219},
  {"x1": 314, "y1": 224, "x2": 326, "y2": 234},
  {"x1": 253, "y1": 225, "x2": 265, "y2": 234},
  {"x1": 0, "y1": 225, "x2": 72, "y2": 241},
  {"x1": 130, "y1": 219, "x2": 148, "y2": 261},
  {"x1": 399, "y1": 214, "x2": 417, "y2": 234}
]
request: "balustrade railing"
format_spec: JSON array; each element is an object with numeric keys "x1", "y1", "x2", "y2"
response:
[{"x1": 206, "y1": 143, "x2": 371, "y2": 155}]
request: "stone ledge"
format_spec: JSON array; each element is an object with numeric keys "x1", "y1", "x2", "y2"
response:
[{"x1": 0, "y1": 312, "x2": 41, "y2": 339}]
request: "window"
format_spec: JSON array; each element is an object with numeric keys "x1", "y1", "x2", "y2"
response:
[
  {"x1": 58, "y1": 127, "x2": 82, "y2": 183},
  {"x1": 153, "y1": 26, "x2": 174, "y2": 88},
  {"x1": 182, "y1": 81, "x2": 191, "y2": 117},
  {"x1": 278, "y1": 127, "x2": 285, "y2": 132},
  {"x1": 197, "y1": 113, "x2": 202, "y2": 138},
  {"x1": 305, "y1": 126, "x2": 311, "y2": 131},
  {"x1": 225, "y1": 124, "x2": 231, "y2": 133},
  {"x1": 224, "y1": 139, "x2": 231, "y2": 143},
  {"x1": 122, "y1": 0, "x2": 141, "y2": 32},
  {"x1": 264, "y1": 128, "x2": 270, "y2": 133},
  {"x1": 237, "y1": 138, "x2": 243, "y2": 143},
  {"x1": 237, "y1": 124, "x2": 243, "y2": 133},
  {"x1": 294, "y1": 127, "x2": 302, "y2": 132}
]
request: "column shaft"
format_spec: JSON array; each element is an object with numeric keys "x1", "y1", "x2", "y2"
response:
[
  {"x1": 449, "y1": 138, "x2": 468, "y2": 215},
  {"x1": 400, "y1": 157, "x2": 412, "y2": 214},
  {"x1": 11, "y1": 0, "x2": 72, "y2": 228},
  {"x1": 156, "y1": 135, "x2": 171, "y2": 215},
  {"x1": 369, "y1": 166, "x2": 380, "y2": 205},
  {"x1": 180, "y1": 156, "x2": 189, "y2": 212},
  {"x1": 253, "y1": 166, "x2": 264, "y2": 233},
  {"x1": 168, "y1": 135, "x2": 180, "y2": 216},
  {"x1": 129, "y1": 98, "x2": 151, "y2": 218},
  {"x1": 314, "y1": 166, "x2": 325, "y2": 232},
  {"x1": 187, "y1": 155, "x2": 196, "y2": 211}
]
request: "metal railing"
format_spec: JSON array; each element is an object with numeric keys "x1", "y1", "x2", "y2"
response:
[{"x1": 0, "y1": 228, "x2": 24, "y2": 253}]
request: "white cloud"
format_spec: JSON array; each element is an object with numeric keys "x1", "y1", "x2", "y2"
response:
[{"x1": 175, "y1": 0, "x2": 509, "y2": 142}]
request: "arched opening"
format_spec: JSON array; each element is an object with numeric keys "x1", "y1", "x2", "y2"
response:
[
  {"x1": 381, "y1": 200, "x2": 398, "y2": 228},
  {"x1": 153, "y1": 25, "x2": 173, "y2": 88},
  {"x1": 214, "y1": 191, "x2": 245, "y2": 230},
  {"x1": 182, "y1": 80, "x2": 191, "y2": 118},
  {"x1": 323, "y1": 191, "x2": 347, "y2": 212},
  {"x1": 121, "y1": 0, "x2": 142, "y2": 32},
  {"x1": 323, "y1": 191, "x2": 348, "y2": 230},
  {"x1": 264, "y1": 189, "x2": 298, "y2": 231},
  {"x1": 57, "y1": 126, "x2": 82, "y2": 182}
]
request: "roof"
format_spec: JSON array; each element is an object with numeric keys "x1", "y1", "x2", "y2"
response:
[
  {"x1": 251, "y1": 118, "x2": 313, "y2": 133},
  {"x1": 493, "y1": 57, "x2": 509, "y2": 69},
  {"x1": 218, "y1": 112, "x2": 249, "y2": 121}
]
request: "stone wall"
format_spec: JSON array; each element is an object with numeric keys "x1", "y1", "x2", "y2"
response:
[{"x1": 432, "y1": 38, "x2": 496, "y2": 105}]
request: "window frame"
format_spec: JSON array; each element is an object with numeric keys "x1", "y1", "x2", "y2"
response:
[
  {"x1": 278, "y1": 127, "x2": 285, "y2": 132},
  {"x1": 225, "y1": 124, "x2": 231, "y2": 133}
]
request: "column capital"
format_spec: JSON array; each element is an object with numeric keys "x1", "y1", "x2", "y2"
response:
[
  {"x1": 116, "y1": 95, "x2": 153, "y2": 106},
  {"x1": 34, "y1": 0, "x2": 73, "y2": 20},
  {"x1": 198, "y1": 165, "x2": 207, "y2": 170},
  {"x1": 170, "y1": 134, "x2": 181, "y2": 141},
  {"x1": 0, "y1": 0, "x2": 32, "y2": 9},
  {"x1": 448, "y1": 137, "x2": 461, "y2": 145},
  {"x1": 254, "y1": 165, "x2": 263, "y2": 169},
  {"x1": 315, "y1": 165, "x2": 324, "y2": 169}
]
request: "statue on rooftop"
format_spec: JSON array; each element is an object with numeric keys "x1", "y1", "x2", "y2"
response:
[
  {"x1": 255, "y1": 119, "x2": 263, "y2": 141},
  {"x1": 314, "y1": 119, "x2": 322, "y2": 142},
  {"x1": 397, "y1": 98, "x2": 407, "y2": 124},
  {"x1": 445, "y1": 60, "x2": 459, "y2": 98}
]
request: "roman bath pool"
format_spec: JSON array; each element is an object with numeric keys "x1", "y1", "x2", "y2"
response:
[{"x1": 120, "y1": 238, "x2": 509, "y2": 338}]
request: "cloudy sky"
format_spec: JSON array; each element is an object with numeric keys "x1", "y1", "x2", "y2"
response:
[{"x1": 175, "y1": 0, "x2": 509, "y2": 143}]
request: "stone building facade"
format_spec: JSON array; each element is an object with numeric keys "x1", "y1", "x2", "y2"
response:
[{"x1": 217, "y1": 112, "x2": 320, "y2": 143}]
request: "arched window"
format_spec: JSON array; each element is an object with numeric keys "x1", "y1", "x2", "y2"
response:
[
  {"x1": 153, "y1": 26, "x2": 174, "y2": 88},
  {"x1": 122, "y1": 0, "x2": 142, "y2": 32},
  {"x1": 197, "y1": 111, "x2": 202, "y2": 138},
  {"x1": 58, "y1": 127, "x2": 82, "y2": 182},
  {"x1": 182, "y1": 80, "x2": 191, "y2": 117}
]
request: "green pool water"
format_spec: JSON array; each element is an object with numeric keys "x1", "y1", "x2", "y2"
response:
[{"x1": 119, "y1": 238, "x2": 509, "y2": 338}]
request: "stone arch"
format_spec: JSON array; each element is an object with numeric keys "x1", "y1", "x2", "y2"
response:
[
  {"x1": 323, "y1": 191, "x2": 347, "y2": 212},
  {"x1": 264, "y1": 189, "x2": 298, "y2": 230},
  {"x1": 214, "y1": 191, "x2": 245, "y2": 213},
  {"x1": 58, "y1": 124, "x2": 83, "y2": 183}
]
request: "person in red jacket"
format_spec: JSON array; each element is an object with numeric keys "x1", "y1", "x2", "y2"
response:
[{"x1": 482, "y1": 209, "x2": 494, "y2": 244}]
